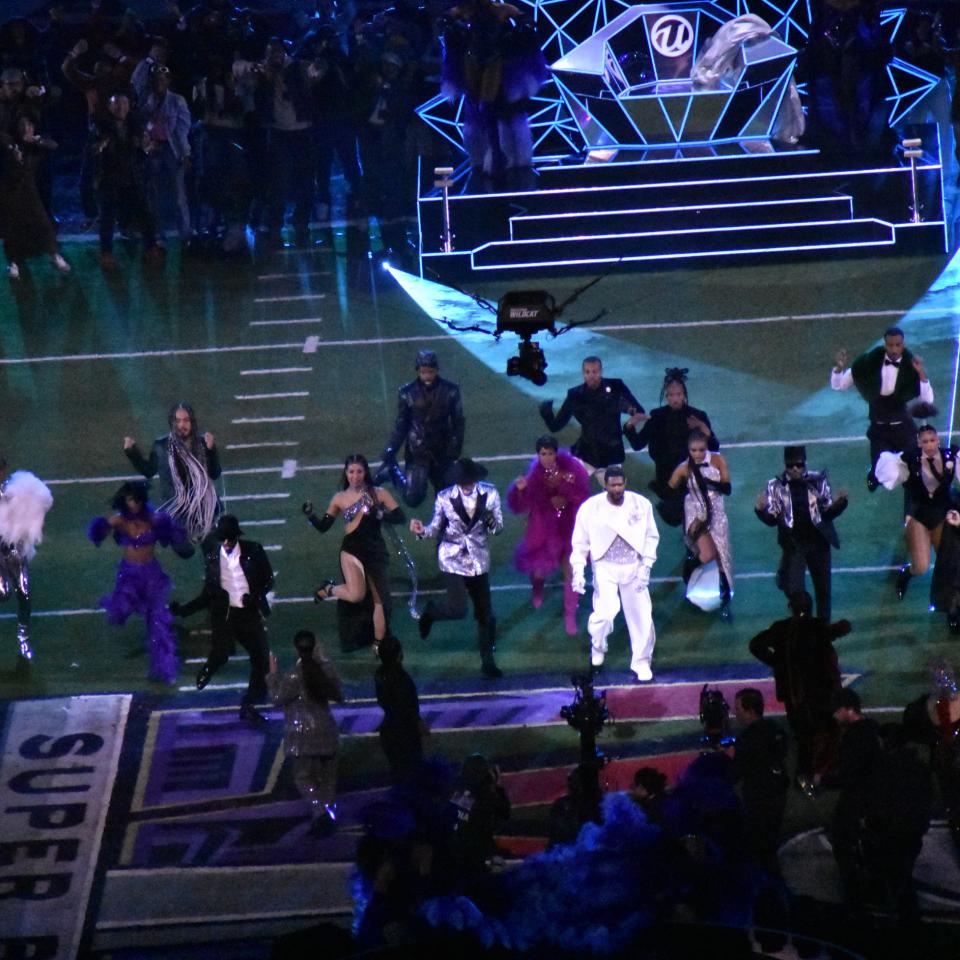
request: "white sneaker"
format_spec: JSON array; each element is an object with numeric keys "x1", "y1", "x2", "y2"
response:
[
  {"x1": 634, "y1": 662, "x2": 653, "y2": 682},
  {"x1": 52, "y1": 254, "x2": 71, "y2": 273},
  {"x1": 7, "y1": 263, "x2": 20, "y2": 280},
  {"x1": 590, "y1": 649, "x2": 605, "y2": 668}
]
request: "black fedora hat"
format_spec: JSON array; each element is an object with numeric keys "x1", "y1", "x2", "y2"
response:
[
  {"x1": 216, "y1": 514, "x2": 243, "y2": 540},
  {"x1": 452, "y1": 458, "x2": 488, "y2": 485}
]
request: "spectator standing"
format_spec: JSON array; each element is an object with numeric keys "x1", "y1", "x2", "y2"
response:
[
  {"x1": 252, "y1": 39, "x2": 315, "y2": 247},
  {"x1": 140, "y1": 63, "x2": 192, "y2": 244},
  {"x1": 1, "y1": 114, "x2": 70, "y2": 280},
  {"x1": 93, "y1": 92, "x2": 159, "y2": 267}
]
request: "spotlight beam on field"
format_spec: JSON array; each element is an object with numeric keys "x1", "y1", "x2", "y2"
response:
[{"x1": 383, "y1": 266, "x2": 777, "y2": 432}]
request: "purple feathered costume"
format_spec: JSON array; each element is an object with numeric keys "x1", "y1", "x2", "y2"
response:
[
  {"x1": 441, "y1": 1, "x2": 548, "y2": 178},
  {"x1": 507, "y1": 449, "x2": 590, "y2": 631},
  {"x1": 88, "y1": 510, "x2": 183, "y2": 684}
]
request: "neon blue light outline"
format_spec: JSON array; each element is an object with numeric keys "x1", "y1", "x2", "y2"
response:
[
  {"x1": 419, "y1": 163, "x2": 940, "y2": 202},
  {"x1": 738, "y1": 73, "x2": 788, "y2": 138},
  {"x1": 462, "y1": 235, "x2": 897, "y2": 271},
  {"x1": 885, "y1": 58, "x2": 938, "y2": 127},
  {"x1": 474, "y1": 216, "x2": 894, "y2": 250},
  {"x1": 508, "y1": 194, "x2": 855, "y2": 227}
]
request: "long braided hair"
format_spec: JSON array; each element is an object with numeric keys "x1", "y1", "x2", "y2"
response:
[{"x1": 164, "y1": 402, "x2": 218, "y2": 543}]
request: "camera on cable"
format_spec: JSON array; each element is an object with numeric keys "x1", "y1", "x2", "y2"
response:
[
  {"x1": 498, "y1": 291, "x2": 554, "y2": 386},
  {"x1": 430, "y1": 270, "x2": 613, "y2": 386}
]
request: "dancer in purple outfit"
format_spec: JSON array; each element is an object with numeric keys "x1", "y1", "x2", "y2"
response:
[
  {"x1": 507, "y1": 435, "x2": 591, "y2": 634},
  {"x1": 88, "y1": 480, "x2": 185, "y2": 683}
]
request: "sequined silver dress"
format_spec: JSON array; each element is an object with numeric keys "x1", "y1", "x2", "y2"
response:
[{"x1": 683, "y1": 452, "x2": 734, "y2": 588}]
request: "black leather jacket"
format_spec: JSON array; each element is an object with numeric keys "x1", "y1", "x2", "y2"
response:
[{"x1": 386, "y1": 376, "x2": 465, "y2": 462}]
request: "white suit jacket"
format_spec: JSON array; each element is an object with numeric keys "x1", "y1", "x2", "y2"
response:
[{"x1": 569, "y1": 491, "x2": 659, "y2": 579}]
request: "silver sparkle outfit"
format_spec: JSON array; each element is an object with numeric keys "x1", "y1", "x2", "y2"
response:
[
  {"x1": 683, "y1": 451, "x2": 734, "y2": 589},
  {"x1": 0, "y1": 471, "x2": 54, "y2": 660},
  {"x1": 419, "y1": 481, "x2": 504, "y2": 576}
]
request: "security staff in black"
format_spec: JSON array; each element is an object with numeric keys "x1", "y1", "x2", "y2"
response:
[
  {"x1": 171, "y1": 515, "x2": 275, "y2": 725},
  {"x1": 376, "y1": 349, "x2": 466, "y2": 508},
  {"x1": 539, "y1": 355, "x2": 642, "y2": 479}
]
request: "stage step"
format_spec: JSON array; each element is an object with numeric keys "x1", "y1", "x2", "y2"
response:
[
  {"x1": 470, "y1": 218, "x2": 895, "y2": 270},
  {"x1": 508, "y1": 195, "x2": 855, "y2": 241},
  {"x1": 533, "y1": 149, "x2": 827, "y2": 189},
  {"x1": 416, "y1": 128, "x2": 945, "y2": 279}
]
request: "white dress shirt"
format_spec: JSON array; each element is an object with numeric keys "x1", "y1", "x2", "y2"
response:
[
  {"x1": 831, "y1": 361, "x2": 934, "y2": 404},
  {"x1": 220, "y1": 543, "x2": 250, "y2": 608}
]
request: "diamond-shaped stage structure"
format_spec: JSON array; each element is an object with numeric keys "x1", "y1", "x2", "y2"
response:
[{"x1": 552, "y1": 2, "x2": 798, "y2": 149}]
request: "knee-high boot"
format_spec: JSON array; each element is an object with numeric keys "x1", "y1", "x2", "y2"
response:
[{"x1": 479, "y1": 616, "x2": 502, "y2": 678}]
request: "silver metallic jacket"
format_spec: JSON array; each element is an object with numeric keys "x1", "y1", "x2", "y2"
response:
[
  {"x1": 759, "y1": 470, "x2": 842, "y2": 548},
  {"x1": 419, "y1": 482, "x2": 504, "y2": 576}
]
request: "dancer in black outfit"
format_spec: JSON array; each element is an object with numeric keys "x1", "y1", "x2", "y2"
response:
[
  {"x1": 306, "y1": 454, "x2": 405, "y2": 649},
  {"x1": 830, "y1": 326, "x2": 933, "y2": 491},
  {"x1": 171, "y1": 515, "x2": 275, "y2": 725},
  {"x1": 892, "y1": 425, "x2": 956, "y2": 600},
  {"x1": 376, "y1": 350, "x2": 466, "y2": 508},
  {"x1": 624, "y1": 367, "x2": 719, "y2": 526},
  {"x1": 539, "y1": 355, "x2": 641, "y2": 479}
]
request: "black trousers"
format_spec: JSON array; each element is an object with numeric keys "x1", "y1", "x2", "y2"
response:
[
  {"x1": 425, "y1": 572, "x2": 494, "y2": 648},
  {"x1": 205, "y1": 606, "x2": 270, "y2": 706},
  {"x1": 867, "y1": 419, "x2": 917, "y2": 472},
  {"x1": 777, "y1": 534, "x2": 833, "y2": 621},
  {"x1": 398, "y1": 456, "x2": 456, "y2": 508}
]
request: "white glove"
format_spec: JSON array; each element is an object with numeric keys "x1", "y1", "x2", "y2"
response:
[
  {"x1": 636, "y1": 564, "x2": 651, "y2": 591},
  {"x1": 571, "y1": 570, "x2": 586, "y2": 595}
]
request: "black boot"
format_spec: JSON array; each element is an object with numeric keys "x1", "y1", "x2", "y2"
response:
[
  {"x1": 896, "y1": 564, "x2": 912, "y2": 599},
  {"x1": 681, "y1": 551, "x2": 699, "y2": 584},
  {"x1": 479, "y1": 617, "x2": 502, "y2": 678},
  {"x1": 418, "y1": 602, "x2": 434, "y2": 640},
  {"x1": 866, "y1": 470, "x2": 879, "y2": 493},
  {"x1": 719, "y1": 572, "x2": 733, "y2": 622}
]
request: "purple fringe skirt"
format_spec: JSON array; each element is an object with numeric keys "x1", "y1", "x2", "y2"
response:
[{"x1": 100, "y1": 559, "x2": 178, "y2": 684}]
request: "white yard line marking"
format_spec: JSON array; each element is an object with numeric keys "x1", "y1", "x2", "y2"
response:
[
  {"x1": 40, "y1": 433, "x2": 960, "y2": 488},
  {"x1": 226, "y1": 441, "x2": 300, "y2": 450},
  {"x1": 221, "y1": 492, "x2": 291, "y2": 502},
  {"x1": 235, "y1": 391, "x2": 309, "y2": 400},
  {"x1": 237, "y1": 519, "x2": 286, "y2": 526},
  {"x1": 253, "y1": 293, "x2": 326, "y2": 303},
  {"x1": 0, "y1": 564, "x2": 906, "y2": 622},
  {"x1": 240, "y1": 367, "x2": 313, "y2": 376},
  {"x1": 2, "y1": 306, "x2": 938, "y2": 367},
  {"x1": 231, "y1": 415, "x2": 306, "y2": 424},
  {"x1": 256, "y1": 271, "x2": 330, "y2": 280},
  {"x1": 249, "y1": 318, "x2": 323, "y2": 327},
  {"x1": 0, "y1": 343, "x2": 304, "y2": 366},
  {"x1": 264, "y1": 545, "x2": 283, "y2": 552}
]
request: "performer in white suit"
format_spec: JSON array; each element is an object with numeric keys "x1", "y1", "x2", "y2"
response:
[{"x1": 570, "y1": 466, "x2": 659, "y2": 681}]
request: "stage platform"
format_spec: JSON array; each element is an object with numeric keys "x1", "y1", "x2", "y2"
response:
[{"x1": 418, "y1": 134, "x2": 948, "y2": 281}]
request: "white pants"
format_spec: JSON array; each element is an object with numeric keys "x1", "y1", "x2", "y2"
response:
[{"x1": 589, "y1": 559, "x2": 655, "y2": 676}]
